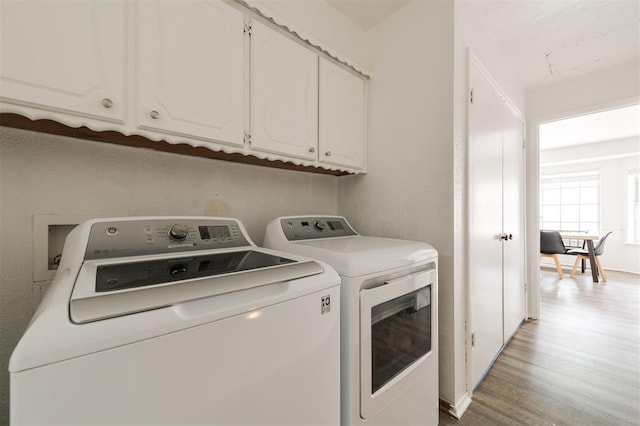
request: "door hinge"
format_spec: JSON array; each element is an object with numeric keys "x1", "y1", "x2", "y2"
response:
[
  {"x1": 244, "y1": 22, "x2": 252, "y2": 35},
  {"x1": 470, "y1": 89, "x2": 474, "y2": 104},
  {"x1": 471, "y1": 332, "x2": 476, "y2": 348},
  {"x1": 523, "y1": 137, "x2": 526, "y2": 149},
  {"x1": 244, "y1": 132, "x2": 252, "y2": 145}
]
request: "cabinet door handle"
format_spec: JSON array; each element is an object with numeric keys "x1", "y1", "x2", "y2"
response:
[
  {"x1": 308, "y1": 147, "x2": 315, "y2": 153},
  {"x1": 101, "y1": 98, "x2": 113, "y2": 109},
  {"x1": 150, "y1": 110, "x2": 160, "y2": 119},
  {"x1": 325, "y1": 151, "x2": 332, "y2": 157}
]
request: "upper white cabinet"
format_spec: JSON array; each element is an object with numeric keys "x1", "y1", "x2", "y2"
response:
[
  {"x1": 318, "y1": 58, "x2": 366, "y2": 170},
  {"x1": 0, "y1": 0, "x2": 367, "y2": 174},
  {"x1": 0, "y1": 0, "x2": 125, "y2": 122},
  {"x1": 137, "y1": 0, "x2": 244, "y2": 146},
  {"x1": 250, "y1": 20, "x2": 318, "y2": 160}
]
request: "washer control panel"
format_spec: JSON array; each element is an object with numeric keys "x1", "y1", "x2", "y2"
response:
[
  {"x1": 84, "y1": 218, "x2": 249, "y2": 260},
  {"x1": 281, "y1": 216, "x2": 358, "y2": 241}
]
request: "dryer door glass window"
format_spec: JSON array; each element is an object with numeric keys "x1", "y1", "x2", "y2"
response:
[{"x1": 370, "y1": 286, "x2": 431, "y2": 393}]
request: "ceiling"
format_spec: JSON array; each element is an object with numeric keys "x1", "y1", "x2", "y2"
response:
[
  {"x1": 539, "y1": 103, "x2": 640, "y2": 150},
  {"x1": 327, "y1": 0, "x2": 408, "y2": 31},
  {"x1": 327, "y1": 0, "x2": 640, "y2": 89}
]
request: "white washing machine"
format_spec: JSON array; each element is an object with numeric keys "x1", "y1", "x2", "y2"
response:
[
  {"x1": 264, "y1": 215, "x2": 439, "y2": 426},
  {"x1": 10, "y1": 216, "x2": 341, "y2": 425}
]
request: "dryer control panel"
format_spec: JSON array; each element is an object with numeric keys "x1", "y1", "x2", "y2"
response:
[
  {"x1": 280, "y1": 216, "x2": 358, "y2": 241},
  {"x1": 84, "y1": 218, "x2": 250, "y2": 260}
]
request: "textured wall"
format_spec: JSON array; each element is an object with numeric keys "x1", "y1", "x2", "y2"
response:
[{"x1": 0, "y1": 127, "x2": 337, "y2": 423}]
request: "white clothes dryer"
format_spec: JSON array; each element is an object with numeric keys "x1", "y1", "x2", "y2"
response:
[
  {"x1": 10, "y1": 216, "x2": 340, "y2": 425},
  {"x1": 264, "y1": 215, "x2": 439, "y2": 426}
]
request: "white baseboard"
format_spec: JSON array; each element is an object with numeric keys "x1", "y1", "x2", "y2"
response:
[{"x1": 439, "y1": 392, "x2": 472, "y2": 419}]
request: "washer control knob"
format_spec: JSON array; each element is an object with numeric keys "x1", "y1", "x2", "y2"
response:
[
  {"x1": 168, "y1": 224, "x2": 189, "y2": 241},
  {"x1": 169, "y1": 264, "x2": 189, "y2": 278},
  {"x1": 314, "y1": 221, "x2": 326, "y2": 231}
]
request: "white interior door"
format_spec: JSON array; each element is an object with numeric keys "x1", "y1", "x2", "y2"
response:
[
  {"x1": 469, "y1": 58, "x2": 526, "y2": 387},
  {"x1": 469, "y1": 62, "x2": 505, "y2": 388},
  {"x1": 502, "y1": 110, "x2": 526, "y2": 341}
]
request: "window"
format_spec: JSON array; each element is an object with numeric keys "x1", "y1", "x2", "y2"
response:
[
  {"x1": 540, "y1": 171, "x2": 600, "y2": 234},
  {"x1": 628, "y1": 168, "x2": 640, "y2": 244}
]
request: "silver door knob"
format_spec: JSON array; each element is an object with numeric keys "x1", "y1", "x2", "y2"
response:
[
  {"x1": 150, "y1": 110, "x2": 160, "y2": 119},
  {"x1": 308, "y1": 147, "x2": 315, "y2": 153},
  {"x1": 325, "y1": 151, "x2": 332, "y2": 157},
  {"x1": 101, "y1": 98, "x2": 113, "y2": 109}
]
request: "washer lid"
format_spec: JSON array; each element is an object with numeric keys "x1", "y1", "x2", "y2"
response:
[
  {"x1": 290, "y1": 236, "x2": 437, "y2": 277},
  {"x1": 70, "y1": 249, "x2": 323, "y2": 324}
]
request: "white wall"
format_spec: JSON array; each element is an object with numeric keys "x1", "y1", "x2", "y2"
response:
[
  {"x1": 526, "y1": 60, "x2": 640, "y2": 316},
  {"x1": 539, "y1": 137, "x2": 640, "y2": 274},
  {"x1": 527, "y1": 60, "x2": 640, "y2": 120}
]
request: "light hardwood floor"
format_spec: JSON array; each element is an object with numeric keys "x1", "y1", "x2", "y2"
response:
[{"x1": 440, "y1": 269, "x2": 640, "y2": 425}]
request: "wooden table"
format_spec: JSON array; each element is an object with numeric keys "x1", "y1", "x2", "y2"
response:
[{"x1": 561, "y1": 233, "x2": 600, "y2": 282}]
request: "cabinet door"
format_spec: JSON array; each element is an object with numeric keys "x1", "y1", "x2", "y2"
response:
[
  {"x1": 319, "y1": 58, "x2": 365, "y2": 169},
  {"x1": 251, "y1": 20, "x2": 318, "y2": 160},
  {"x1": 137, "y1": 0, "x2": 244, "y2": 146},
  {"x1": 0, "y1": 1, "x2": 125, "y2": 122}
]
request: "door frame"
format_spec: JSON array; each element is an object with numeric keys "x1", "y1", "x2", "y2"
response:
[{"x1": 526, "y1": 95, "x2": 640, "y2": 319}]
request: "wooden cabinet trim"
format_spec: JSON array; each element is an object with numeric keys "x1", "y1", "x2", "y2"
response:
[{"x1": 0, "y1": 113, "x2": 350, "y2": 176}]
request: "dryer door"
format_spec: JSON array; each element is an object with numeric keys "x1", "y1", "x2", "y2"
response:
[{"x1": 359, "y1": 268, "x2": 435, "y2": 419}]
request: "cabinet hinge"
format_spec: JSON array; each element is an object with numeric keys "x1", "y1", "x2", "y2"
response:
[
  {"x1": 470, "y1": 89, "x2": 474, "y2": 104},
  {"x1": 244, "y1": 132, "x2": 252, "y2": 145},
  {"x1": 523, "y1": 137, "x2": 526, "y2": 150},
  {"x1": 471, "y1": 332, "x2": 475, "y2": 348},
  {"x1": 244, "y1": 22, "x2": 252, "y2": 35}
]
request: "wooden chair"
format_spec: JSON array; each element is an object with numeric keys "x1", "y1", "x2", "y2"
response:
[
  {"x1": 540, "y1": 231, "x2": 568, "y2": 279},
  {"x1": 568, "y1": 232, "x2": 612, "y2": 281}
]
